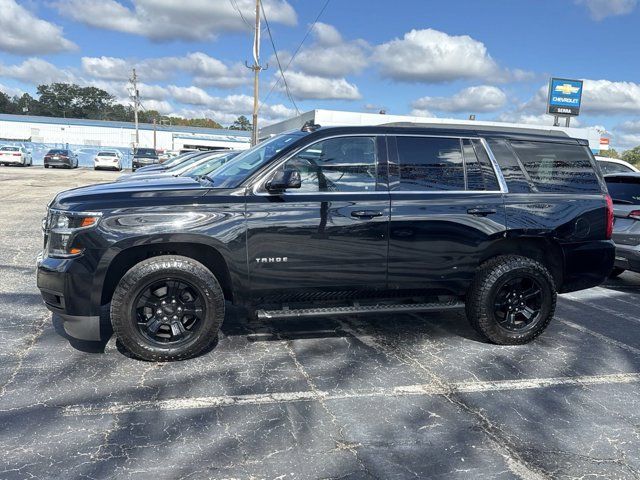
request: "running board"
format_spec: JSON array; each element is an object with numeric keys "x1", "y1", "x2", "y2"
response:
[{"x1": 255, "y1": 300, "x2": 465, "y2": 320}]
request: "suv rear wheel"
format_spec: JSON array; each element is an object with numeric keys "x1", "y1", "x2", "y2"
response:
[
  {"x1": 111, "y1": 255, "x2": 225, "y2": 361},
  {"x1": 466, "y1": 255, "x2": 556, "y2": 345}
]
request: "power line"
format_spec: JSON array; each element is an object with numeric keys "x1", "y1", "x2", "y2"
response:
[
  {"x1": 259, "y1": 0, "x2": 299, "y2": 115},
  {"x1": 229, "y1": 0, "x2": 253, "y2": 30},
  {"x1": 259, "y1": 0, "x2": 331, "y2": 112}
]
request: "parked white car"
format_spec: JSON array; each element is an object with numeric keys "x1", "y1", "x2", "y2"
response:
[
  {"x1": 94, "y1": 150, "x2": 123, "y2": 171},
  {"x1": 0, "y1": 145, "x2": 32, "y2": 166},
  {"x1": 595, "y1": 156, "x2": 639, "y2": 175}
]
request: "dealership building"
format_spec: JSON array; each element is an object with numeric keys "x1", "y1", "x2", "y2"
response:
[{"x1": 0, "y1": 113, "x2": 252, "y2": 152}]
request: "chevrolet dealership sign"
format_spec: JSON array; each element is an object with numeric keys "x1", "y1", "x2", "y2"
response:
[{"x1": 547, "y1": 78, "x2": 583, "y2": 116}]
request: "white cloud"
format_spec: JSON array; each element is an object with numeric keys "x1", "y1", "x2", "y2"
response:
[
  {"x1": 581, "y1": 79, "x2": 640, "y2": 114},
  {"x1": 0, "y1": 58, "x2": 76, "y2": 85},
  {"x1": 81, "y1": 53, "x2": 250, "y2": 88},
  {"x1": 495, "y1": 112, "x2": 572, "y2": 127},
  {"x1": 54, "y1": 0, "x2": 296, "y2": 41},
  {"x1": 0, "y1": 83, "x2": 25, "y2": 98},
  {"x1": 576, "y1": 0, "x2": 637, "y2": 20},
  {"x1": 373, "y1": 29, "x2": 501, "y2": 83},
  {"x1": 409, "y1": 109, "x2": 437, "y2": 118},
  {"x1": 412, "y1": 86, "x2": 507, "y2": 113},
  {"x1": 288, "y1": 22, "x2": 369, "y2": 78},
  {"x1": 0, "y1": 0, "x2": 76, "y2": 54},
  {"x1": 274, "y1": 71, "x2": 361, "y2": 100}
]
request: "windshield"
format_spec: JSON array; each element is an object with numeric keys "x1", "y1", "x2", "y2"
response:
[
  {"x1": 161, "y1": 152, "x2": 198, "y2": 168},
  {"x1": 207, "y1": 132, "x2": 307, "y2": 188},
  {"x1": 135, "y1": 148, "x2": 157, "y2": 157},
  {"x1": 166, "y1": 152, "x2": 215, "y2": 173},
  {"x1": 185, "y1": 152, "x2": 240, "y2": 178}
]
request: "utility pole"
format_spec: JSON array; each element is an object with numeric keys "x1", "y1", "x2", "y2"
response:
[
  {"x1": 153, "y1": 117, "x2": 157, "y2": 150},
  {"x1": 130, "y1": 68, "x2": 140, "y2": 147},
  {"x1": 246, "y1": 0, "x2": 266, "y2": 146}
]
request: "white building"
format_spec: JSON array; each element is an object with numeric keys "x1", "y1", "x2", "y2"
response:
[
  {"x1": 260, "y1": 109, "x2": 604, "y2": 153},
  {"x1": 0, "y1": 113, "x2": 251, "y2": 152}
]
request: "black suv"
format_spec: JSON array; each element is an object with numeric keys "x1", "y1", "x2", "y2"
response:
[
  {"x1": 37, "y1": 124, "x2": 615, "y2": 361},
  {"x1": 131, "y1": 147, "x2": 159, "y2": 171}
]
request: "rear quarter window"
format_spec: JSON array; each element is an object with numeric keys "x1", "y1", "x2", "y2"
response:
[{"x1": 509, "y1": 141, "x2": 602, "y2": 194}]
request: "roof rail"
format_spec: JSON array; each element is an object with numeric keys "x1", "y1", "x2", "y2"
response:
[{"x1": 380, "y1": 121, "x2": 571, "y2": 138}]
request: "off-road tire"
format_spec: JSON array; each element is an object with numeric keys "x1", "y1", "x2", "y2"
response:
[
  {"x1": 466, "y1": 255, "x2": 556, "y2": 345},
  {"x1": 111, "y1": 255, "x2": 225, "y2": 361}
]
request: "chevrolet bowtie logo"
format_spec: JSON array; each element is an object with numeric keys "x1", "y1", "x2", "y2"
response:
[{"x1": 554, "y1": 83, "x2": 581, "y2": 95}]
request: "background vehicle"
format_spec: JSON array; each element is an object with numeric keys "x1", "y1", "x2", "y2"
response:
[
  {"x1": 132, "y1": 151, "x2": 202, "y2": 174},
  {"x1": 158, "y1": 150, "x2": 180, "y2": 162},
  {"x1": 184, "y1": 151, "x2": 240, "y2": 178},
  {"x1": 37, "y1": 124, "x2": 614, "y2": 362},
  {"x1": 94, "y1": 150, "x2": 123, "y2": 171},
  {"x1": 0, "y1": 145, "x2": 32, "y2": 166},
  {"x1": 131, "y1": 147, "x2": 159, "y2": 171},
  {"x1": 44, "y1": 149, "x2": 78, "y2": 169},
  {"x1": 596, "y1": 156, "x2": 639, "y2": 175},
  {"x1": 117, "y1": 151, "x2": 225, "y2": 182},
  {"x1": 605, "y1": 173, "x2": 640, "y2": 277}
]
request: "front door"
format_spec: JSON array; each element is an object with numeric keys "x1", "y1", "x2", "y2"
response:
[
  {"x1": 387, "y1": 135, "x2": 507, "y2": 295},
  {"x1": 246, "y1": 135, "x2": 390, "y2": 298}
]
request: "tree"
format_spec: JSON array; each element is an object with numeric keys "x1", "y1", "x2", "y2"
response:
[
  {"x1": 14, "y1": 93, "x2": 38, "y2": 115},
  {"x1": 597, "y1": 148, "x2": 620, "y2": 159},
  {"x1": 229, "y1": 115, "x2": 252, "y2": 131},
  {"x1": 0, "y1": 92, "x2": 15, "y2": 114},
  {"x1": 621, "y1": 146, "x2": 640, "y2": 167},
  {"x1": 36, "y1": 83, "x2": 116, "y2": 119}
]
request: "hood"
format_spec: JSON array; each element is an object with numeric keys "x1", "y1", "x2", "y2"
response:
[
  {"x1": 51, "y1": 176, "x2": 206, "y2": 211},
  {"x1": 118, "y1": 171, "x2": 177, "y2": 182}
]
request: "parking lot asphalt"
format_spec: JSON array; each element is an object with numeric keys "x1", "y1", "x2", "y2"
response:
[{"x1": 1, "y1": 166, "x2": 640, "y2": 480}]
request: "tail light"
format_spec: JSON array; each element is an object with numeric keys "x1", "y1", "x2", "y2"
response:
[
  {"x1": 12, "y1": 153, "x2": 21, "y2": 156},
  {"x1": 630, "y1": 210, "x2": 640, "y2": 221},
  {"x1": 605, "y1": 194, "x2": 614, "y2": 240}
]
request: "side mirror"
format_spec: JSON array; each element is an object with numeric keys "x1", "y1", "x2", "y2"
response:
[{"x1": 266, "y1": 168, "x2": 302, "y2": 192}]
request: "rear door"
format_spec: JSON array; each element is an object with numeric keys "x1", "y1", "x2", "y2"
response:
[
  {"x1": 246, "y1": 135, "x2": 390, "y2": 297},
  {"x1": 387, "y1": 135, "x2": 506, "y2": 294}
]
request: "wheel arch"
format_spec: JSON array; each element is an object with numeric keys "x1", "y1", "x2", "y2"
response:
[
  {"x1": 97, "y1": 236, "x2": 239, "y2": 307},
  {"x1": 480, "y1": 236, "x2": 565, "y2": 288}
]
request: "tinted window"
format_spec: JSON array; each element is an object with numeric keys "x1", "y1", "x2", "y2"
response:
[
  {"x1": 605, "y1": 177, "x2": 640, "y2": 204},
  {"x1": 98, "y1": 151, "x2": 118, "y2": 157},
  {"x1": 486, "y1": 138, "x2": 531, "y2": 193},
  {"x1": 283, "y1": 136, "x2": 377, "y2": 192},
  {"x1": 462, "y1": 139, "x2": 500, "y2": 191},
  {"x1": 395, "y1": 136, "x2": 464, "y2": 191},
  {"x1": 48, "y1": 149, "x2": 68, "y2": 155},
  {"x1": 510, "y1": 141, "x2": 601, "y2": 194},
  {"x1": 599, "y1": 160, "x2": 634, "y2": 175},
  {"x1": 0, "y1": 146, "x2": 19, "y2": 151}
]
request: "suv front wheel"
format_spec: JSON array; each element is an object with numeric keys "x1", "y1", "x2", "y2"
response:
[
  {"x1": 111, "y1": 255, "x2": 225, "y2": 361},
  {"x1": 466, "y1": 255, "x2": 556, "y2": 345}
]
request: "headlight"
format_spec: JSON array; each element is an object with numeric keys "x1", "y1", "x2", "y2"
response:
[{"x1": 46, "y1": 210, "x2": 101, "y2": 257}]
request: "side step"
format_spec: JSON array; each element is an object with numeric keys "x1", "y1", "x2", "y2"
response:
[{"x1": 255, "y1": 300, "x2": 465, "y2": 320}]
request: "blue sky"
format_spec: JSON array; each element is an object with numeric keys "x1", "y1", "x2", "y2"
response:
[{"x1": 1, "y1": 0, "x2": 640, "y2": 149}]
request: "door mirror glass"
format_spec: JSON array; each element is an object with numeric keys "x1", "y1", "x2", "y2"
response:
[{"x1": 266, "y1": 168, "x2": 302, "y2": 192}]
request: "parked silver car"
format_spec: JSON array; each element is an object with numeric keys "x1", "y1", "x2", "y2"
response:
[{"x1": 605, "y1": 173, "x2": 640, "y2": 277}]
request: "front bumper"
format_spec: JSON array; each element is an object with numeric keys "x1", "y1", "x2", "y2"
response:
[
  {"x1": 36, "y1": 252, "x2": 103, "y2": 341},
  {"x1": 132, "y1": 158, "x2": 158, "y2": 170},
  {"x1": 614, "y1": 243, "x2": 640, "y2": 273}
]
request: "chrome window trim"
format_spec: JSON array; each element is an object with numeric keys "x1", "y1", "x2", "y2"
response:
[{"x1": 250, "y1": 133, "x2": 509, "y2": 196}]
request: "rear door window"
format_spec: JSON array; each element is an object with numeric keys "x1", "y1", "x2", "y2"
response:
[
  {"x1": 462, "y1": 139, "x2": 500, "y2": 191},
  {"x1": 510, "y1": 141, "x2": 601, "y2": 194},
  {"x1": 394, "y1": 136, "x2": 465, "y2": 191}
]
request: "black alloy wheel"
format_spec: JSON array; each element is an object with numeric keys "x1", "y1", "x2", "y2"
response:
[
  {"x1": 134, "y1": 278, "x2": 206, "y2": 346},
  {"x1": 493, "y1": 275, "x2": 543, "y2": 332}
]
